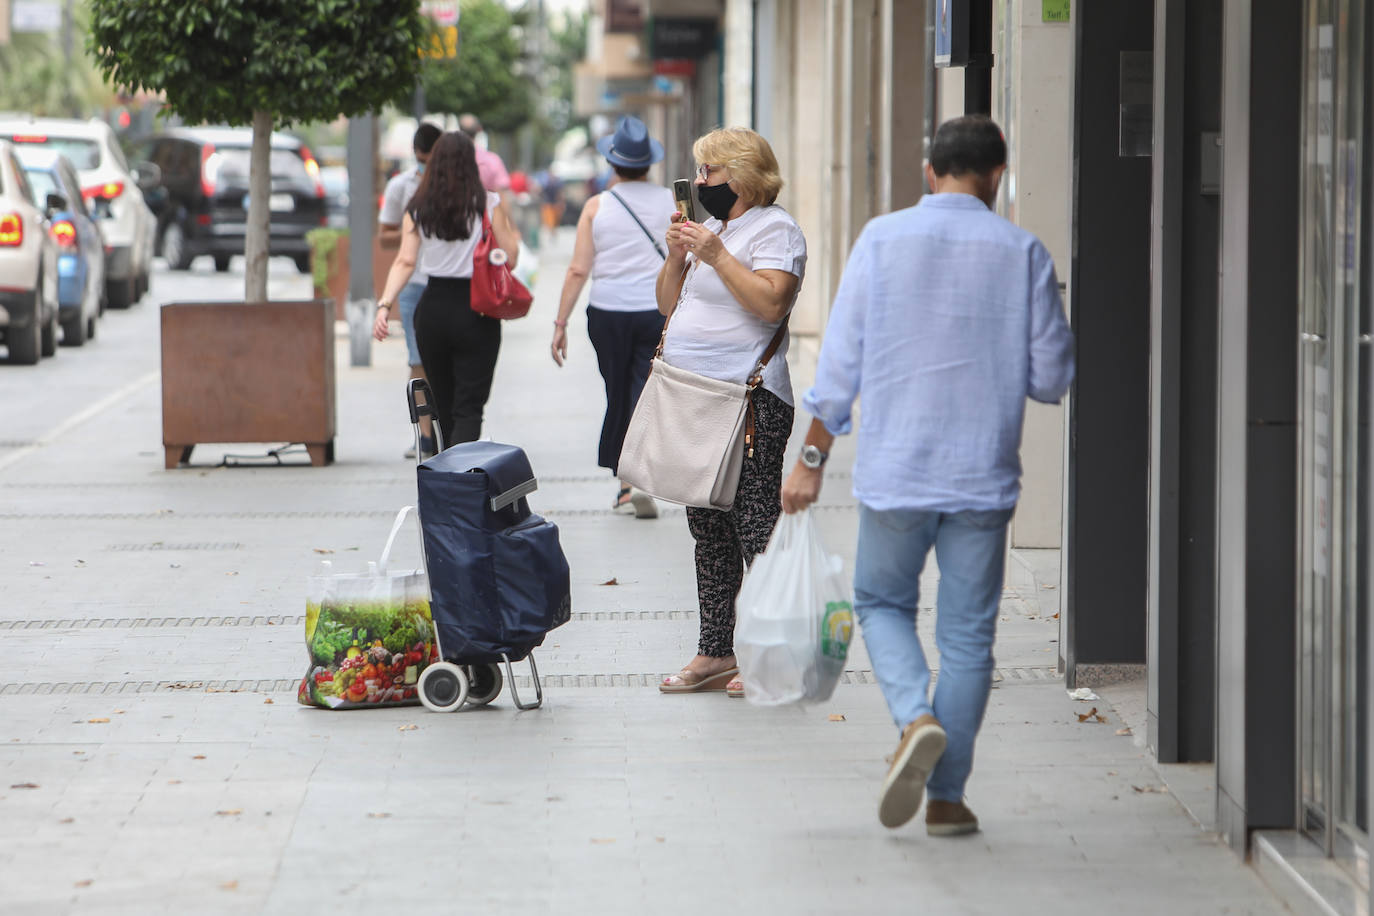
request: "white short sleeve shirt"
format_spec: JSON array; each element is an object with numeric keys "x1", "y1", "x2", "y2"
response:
[
  {"x1": 661, "y1": 204, "x2": 807, "y2": 405},
  {"x1": 380, "y1": 166, "x2": 426, "y2": 283},
  {"x1": 416, "y1": 191, "x2": 502, "y2": 279}
]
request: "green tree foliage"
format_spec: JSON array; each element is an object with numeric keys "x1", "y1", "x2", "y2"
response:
[
  {"x1": 86, "y1": 0, "x2": 430, "y2": 128},
  {"x1": 421, "y1": 0, "x2": 532, "y2": 135},
  {"x1": 0, "y1": 24, "x2": 112, "y2": 117},
  {"x1": 86, "y1": 0, "x2": 431, "y2": 300}
]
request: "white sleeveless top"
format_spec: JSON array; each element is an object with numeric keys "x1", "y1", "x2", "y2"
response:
[
  {"x1": 416, "y1": 191, "x2": 501, "y2": 279},
  {"x1": 589, "y1": 182, "x2": 674, "y2": 312}
]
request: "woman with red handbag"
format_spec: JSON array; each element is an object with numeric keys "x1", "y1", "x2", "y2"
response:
[{"x1": 374, "y1": 131, "x2": 522, "y2": 445}]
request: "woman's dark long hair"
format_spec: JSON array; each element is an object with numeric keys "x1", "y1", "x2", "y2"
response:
[{"x1": 407, "y1": 131, "x2": 486, "y2": 241}]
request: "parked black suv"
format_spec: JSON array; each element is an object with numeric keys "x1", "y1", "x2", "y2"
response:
[{"x1": 134, "y1": 127, "x2": 327, "y2": 273}]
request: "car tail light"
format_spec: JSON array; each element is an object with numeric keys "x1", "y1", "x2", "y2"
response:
[
  {"x1": 201, "y1": 143, "x2": 217, "y2": 198},
  {"x1": 50, "y1": 220, "x2": 77, "y2": 248},
  {"x1": 196, "y1": 213, "x2": 212, "y2": 226},
  {"x1": 82, "y1": 181, "x2": 124, "y2": 201},
  {"x1": 0, "y1": 213, "x2": 21, "y2": 246},
  {"x1": 300, "y1": 145, "x2": 326, "y2": 199},
  {"x1": 10, "y1": 134, "x2": 47, "y2": 143}
]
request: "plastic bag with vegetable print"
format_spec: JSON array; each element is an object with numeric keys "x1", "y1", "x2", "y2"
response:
[{"x1": 298, "y1": 507, "x2": 438, "y2": 709}]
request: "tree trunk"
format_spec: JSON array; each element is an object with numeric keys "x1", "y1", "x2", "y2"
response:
[{"x1": 244, "y1": 109, "x2": 273, "y2": 302}]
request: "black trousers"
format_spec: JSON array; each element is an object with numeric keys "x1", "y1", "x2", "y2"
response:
[
  {"x1": 586, "y1": 305, "x2": 665, "y2": 474},
  {"x1": 686, "y1": 388, "x2": 795, "y2": 657},
  {"x1": 414, "y1": 277, "x2": 500, "y2": 446}
]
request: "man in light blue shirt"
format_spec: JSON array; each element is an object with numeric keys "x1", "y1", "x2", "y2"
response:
[{"x1": 782, "y1": 116, "x2": 1074, "y2": 835}]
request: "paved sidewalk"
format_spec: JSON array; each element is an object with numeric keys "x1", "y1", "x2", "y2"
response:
[{"x1": 0, "y1": 241, "x2": 1286, "y2": 915}]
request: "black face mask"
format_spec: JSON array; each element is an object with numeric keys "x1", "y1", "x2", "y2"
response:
[{"x1": 696, "y1": 181, "x2": 739, "y2": 221}]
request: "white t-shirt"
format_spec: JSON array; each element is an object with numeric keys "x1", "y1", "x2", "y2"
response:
[
  {"x1": 415, "y1": 191, "x2": 502, "y2": 279},
  {"x1": 589, "y1": 182, "x2": 674, "y2": 312},
  {"x1": 661, "y1": 204, "x2": 807, "y2": 405},
  {"x1": 379, "y1": 166, "x2": 426, "y2": 283}
]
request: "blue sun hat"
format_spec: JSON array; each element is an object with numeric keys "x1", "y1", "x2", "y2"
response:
[{"x1": 596, "y1": 116, "x2": 664, "y2": 168}]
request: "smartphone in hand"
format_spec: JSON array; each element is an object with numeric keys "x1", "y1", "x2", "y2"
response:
[{"x1": 673, "y1": 179, "x2": 696, "y2": 223}]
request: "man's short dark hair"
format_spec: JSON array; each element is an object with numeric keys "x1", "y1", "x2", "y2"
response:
[
  {"x1": 413, "y1": 123, "x2": 442, "y2": 155},
  {"x1": 929, "y1": 115, "x2": 1006, "y2": 178},
  {"x1": 612, "y1": 165, "x2": 649, "y2": 181}
]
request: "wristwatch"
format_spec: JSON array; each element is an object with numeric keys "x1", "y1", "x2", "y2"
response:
[
  {"x1": 377, "y1": 298, "x2": 393, "y2": 312},
  {"x1": 799, "y1": 444, "x2": 829, "y2": 470}
]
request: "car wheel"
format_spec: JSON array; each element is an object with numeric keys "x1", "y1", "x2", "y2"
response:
[
  {"x1": 61, "y1": 311, "x2": 88, "y2": 347},
  {"x1": 40, "y1": 304, "x2": 58, "y2": 358},
  {"x1": 293, "y1": 253, "x2": 311, "y2": 274},
  {"x1": 6, "y1": 307, "x2": 41, "y2": 365},
  {"x1": 213, "y1": 254, "x2": 232, "y2": 273},
  {"x1": 106, "y1": 275, "x2": 135, "y2": 309},
  {"x1": 162, "y1": 223, "x2": 192, "y2": 271}
]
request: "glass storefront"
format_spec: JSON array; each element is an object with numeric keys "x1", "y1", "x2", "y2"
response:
[{"x1": 1297, "y1": 0, "x2": 1369, "y2": 882}]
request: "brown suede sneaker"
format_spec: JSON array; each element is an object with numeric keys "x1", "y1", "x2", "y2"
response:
[
  {"x1": 877, "y1": 714, "x2": 947, "y2": 828},
  {"x1": 925, "y1": 800, "x2": 979, "y2": 836}
]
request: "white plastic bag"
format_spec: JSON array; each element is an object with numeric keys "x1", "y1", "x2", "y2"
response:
[{"x1": 735, "y1": 509, "x2": 854, "y2": 705}]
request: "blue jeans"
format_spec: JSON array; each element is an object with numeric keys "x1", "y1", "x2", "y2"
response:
[
  {"x1": 854, "y1": 503, "x2": 1013, "y2": 802},
  {"x1": 398, "y1": 281, "x2": 426, "y2": 367}
]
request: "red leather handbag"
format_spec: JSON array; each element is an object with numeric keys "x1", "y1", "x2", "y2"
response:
[{"x1": 470, "y1": 210, "x2": 533, "y2": 320}]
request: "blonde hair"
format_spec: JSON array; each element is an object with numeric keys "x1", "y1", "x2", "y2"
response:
[{"x1": 692, "y1": 127, "x2": 783, "y2": 207}]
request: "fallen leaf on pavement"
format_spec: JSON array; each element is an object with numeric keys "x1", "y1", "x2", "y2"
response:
[
  {"x1": 74, "y1": 879, "x2": 92, "y2": 888},
  {"x1": 87, "y1": 718, "x2": 109, "y2": 724},
  {"x1": 59, "y1": 818, "x2": 74, "y2": 824},
  {"x1": 1094, "y1": 713, "x2": 1108, "y2": 723},
  {"x1": 1131, "y1": 785, "x2": 1168, "y2": 794},
  {"x1": 1116, "y1": 727, "x2": 1133, "y2": 736},
  {"x1": 1041, "y1": 584, "x2": 1056, "y2": 589},
  {"x1": 313, "y1": 548, "x2": 334, "y2": 554},
  {"x1": 10, "y1": 783, "x2": 39, "y2": 789},
  {"x1": 655, "y1": 837, "x2": 666, "y2": 843},
  {"x1": 215, "y1": 809, "x2": 243, "y2": 816},
  {"x1": 599, "y1": 577, "x2": 618, "y2": 586},
  {"x1": 262, "y1": 698, "x2": 274, "y2": 705},
  {"x1": 590, "y1": 838, "x2": 616, "y2": 845},
  {"x1": 168, "y1": 780, "x2": 181, "y2": 785},
  {"x1": 398, "y1": 724, "x2": 418, "y2": 731},
  {"x1": 220, "y1": 881, "x2": 238, "y2": 891},
  {"x1": 828, "y1": 714, "x2": 846, "y2": 722},
  {"x1": 367, "y1": 812, "x2": 391, "y2": 819},
  {"x1": 114, "y1": 710, "x2": 125, "y2": 715},
  {"x1": 1051, "y1": 613, "x2": 1060, "y2": 619},
  {"x1": 1075, "y1": 707, "x2": 1099, "y2": 723},
  {"x1": 225, "y1": 571, "x2": 238, "y2": 576},
  {"x1": 192, "y1": 755, "x2": 206, "y2": 760}
]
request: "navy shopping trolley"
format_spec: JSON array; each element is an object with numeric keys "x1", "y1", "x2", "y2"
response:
[{"x1": 407, "y1": 379, "x2": 572, "y2": 712}]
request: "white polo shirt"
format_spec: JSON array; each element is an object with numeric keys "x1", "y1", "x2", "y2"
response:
[
  {"x1": 661, "y1": 203, "x2": 807, "y2": 405},
  {"x1": 379, "y1": 166, "x2": 427, "y2": 284}
]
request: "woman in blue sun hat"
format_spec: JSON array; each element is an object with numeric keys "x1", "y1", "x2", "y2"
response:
[{"x1": 551, "y1": 115, "x2": 676, "y2": 518}]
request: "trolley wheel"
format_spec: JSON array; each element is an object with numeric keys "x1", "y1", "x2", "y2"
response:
[
  {"x1": 463, "y1": 663, "x2": 503, "y2": 707},
  {"x1": 418, "y1": 662, "x2": 469, "y2": 713}
]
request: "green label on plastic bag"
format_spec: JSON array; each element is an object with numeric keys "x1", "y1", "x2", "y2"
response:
[{"x1": 821, "y1": 601, "x2": 853, "y2": 659}]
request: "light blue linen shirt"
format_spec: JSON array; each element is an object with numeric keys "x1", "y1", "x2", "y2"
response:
[{"x1": 801, "y1": 193, "x2": 1075, "y2": 512}]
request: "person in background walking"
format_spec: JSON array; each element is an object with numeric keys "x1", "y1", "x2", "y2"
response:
[
  {"x1": 458, "y1": 113, "x2": 514, "y2": 218},
  {"x1": 378, "y1": 122, "x2": 443, "y2": 459},
  {"x1": 655, "y1": 127, "x2": 807, "y2": 695},
  {"x1": 551, "y1": 116, "x2": 673, "y2": 518},
  {"x1": 373, "y1": 131, "x2": 520, "y2": 446},
  {"x1": 781, "y1": 115, "x2": 1075, "y2": 834}
]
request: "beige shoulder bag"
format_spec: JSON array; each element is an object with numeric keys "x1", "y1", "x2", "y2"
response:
[{"x1": 617, "y1": 263, "x2": 789, "y2": 511}]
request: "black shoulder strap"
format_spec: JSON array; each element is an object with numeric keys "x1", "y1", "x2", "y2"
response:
[{"x1": 608, "y1": 189, "x2": 667, "y2": 260}]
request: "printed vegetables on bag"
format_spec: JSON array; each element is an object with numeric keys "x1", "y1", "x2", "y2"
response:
[{"x1": 300, "y1": 599, "x2": 438, "y2": 709}]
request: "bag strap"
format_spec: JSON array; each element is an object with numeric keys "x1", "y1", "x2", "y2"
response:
[
  {"x1": 378, "y1": 505, "x2": 419, "y2": 575},
  {"x1": 608, "y1": 189, "x2": 667, "y2": 260}
]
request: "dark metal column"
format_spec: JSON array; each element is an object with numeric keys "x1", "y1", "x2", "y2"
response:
[
  {"x1": 1064, "y1": 1, "x2": 1154, "y2": 683},
  {"x1": 1147, "y1": 0, "x2": 1222, "y2": 765}
]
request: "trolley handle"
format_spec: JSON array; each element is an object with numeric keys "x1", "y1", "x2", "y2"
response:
[
  {"x1": 407, "y1": 378, "x2": 437, "y2": 425},
  {"x1": 490, "y1": 478, "x2": 538, "y2": 512}
]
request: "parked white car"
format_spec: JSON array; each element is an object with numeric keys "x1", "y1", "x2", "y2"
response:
[
  {"x1": 0, "y1": 140, "x2": 59, "y2": 364},
  {"x1": 0, "y1": 117, "x2": 156, "y2": 308}
]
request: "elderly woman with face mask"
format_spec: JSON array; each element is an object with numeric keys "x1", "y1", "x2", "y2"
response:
[{"x1": 654, "y1": 127, "x2": 808, "y2": 696}]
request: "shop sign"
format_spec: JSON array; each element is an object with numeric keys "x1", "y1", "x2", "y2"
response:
[
  {"x1": 607, "y1": 0, "x2": 645, "y2": 34},
  {"x1": 1042, "y1": 0, "x2": 1070, "y2": 23},
  {"x1": 650, "y1": 17, "x2": 717, "y2": 61},
  {"x1": 654, "y1": 59, "x2": 697, "y2": 78}
]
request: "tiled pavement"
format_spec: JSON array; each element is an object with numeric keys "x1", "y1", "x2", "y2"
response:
[{"x1": 0, "y1": 243, "x2": 1288, "y2": 914}]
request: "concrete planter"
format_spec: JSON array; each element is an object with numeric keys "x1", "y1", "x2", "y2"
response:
[{"x1": 160, "y1": 299, "x2": 337, "y2": 468}]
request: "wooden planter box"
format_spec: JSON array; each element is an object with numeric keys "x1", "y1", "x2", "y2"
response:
[{"x1": 161, "y1": 300, "x2": 336, "y2": 469}]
